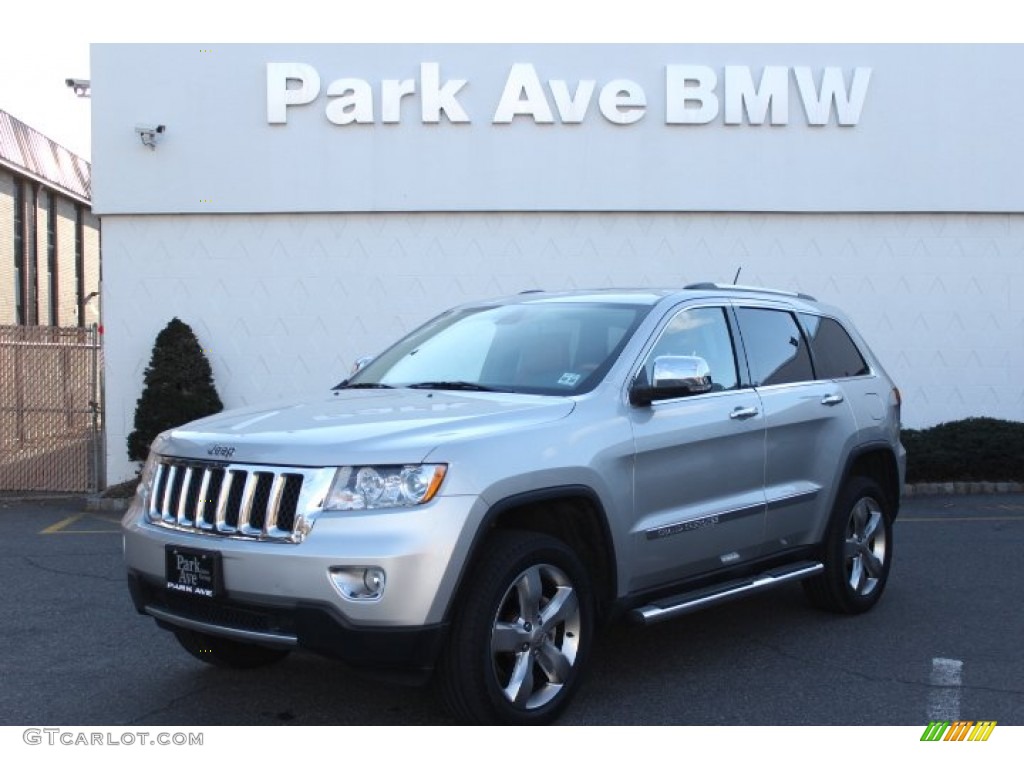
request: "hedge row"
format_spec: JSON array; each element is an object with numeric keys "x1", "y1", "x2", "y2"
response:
[{"x1": 902, "y1": 417, "x2": 1024, "y2": 483}]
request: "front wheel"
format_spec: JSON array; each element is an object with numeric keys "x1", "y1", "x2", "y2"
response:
[
  {"x1": 437, "y1": 531, "x2": 594, "y2": 725},
  {"x1": 804, "y1": 476, "x2": 893, "y2": 614}
]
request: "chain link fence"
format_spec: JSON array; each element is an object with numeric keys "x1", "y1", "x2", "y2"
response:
[{"x1": 0, "y1": 325, "x2": 104, "y2": 492}]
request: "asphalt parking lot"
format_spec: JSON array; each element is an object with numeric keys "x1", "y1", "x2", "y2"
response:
[{"x1": 1, "y1": 493, "x2": 1022, "y2": 726}]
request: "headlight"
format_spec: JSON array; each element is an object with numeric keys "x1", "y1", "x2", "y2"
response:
[{"x1": 324, "y1": 464, "x2": 447, "y2": 511}]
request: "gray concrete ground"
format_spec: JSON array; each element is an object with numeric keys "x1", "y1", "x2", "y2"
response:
[{"x1": 0, "y1": 493, "x2": 1022, "y2": 725}]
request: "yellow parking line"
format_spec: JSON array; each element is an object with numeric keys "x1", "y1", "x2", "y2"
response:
[
  {"x1": 39, "y1": 514, "x2": 84, "y2": 534},
  {"x1": 39, "y1": 513, "x2": 121, "y2": 534}
]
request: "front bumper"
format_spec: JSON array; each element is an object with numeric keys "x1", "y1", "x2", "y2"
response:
[
  {"x1": 126, "y1": 571, "x2": 446, "y2": 677},
  {"x1": 123, "y1": 492, "x2": 484, "y2": 672}
]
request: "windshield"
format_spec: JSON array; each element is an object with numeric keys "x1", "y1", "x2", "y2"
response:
[{"x1": 345, "y1": 301, "x2": 651, "y2": 395}]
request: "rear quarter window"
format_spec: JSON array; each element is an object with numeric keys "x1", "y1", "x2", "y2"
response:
[{"x1": 799, "y1": 314, "x2": 870, "y2": 379}]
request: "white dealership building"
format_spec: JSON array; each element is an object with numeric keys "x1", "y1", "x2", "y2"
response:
[{"x1": 92, "y1": 44, "x2": 1024, "y2": 484}]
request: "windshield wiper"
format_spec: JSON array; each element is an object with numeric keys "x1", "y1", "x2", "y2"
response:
[
  {"x1": 406, "y1": 381, "x2": 503, "y2": 392},
  {"x1": 332, "y1": 381, "x2": 395, "y2": 390}
]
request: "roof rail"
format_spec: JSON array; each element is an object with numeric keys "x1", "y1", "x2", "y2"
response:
[{"x1": 684, "y1": 282, "x2": 817, "y2": 302}]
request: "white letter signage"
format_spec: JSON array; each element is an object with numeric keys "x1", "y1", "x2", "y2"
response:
[{"x1": 266, "y1": 63, "x2": 321, "y2": 124}]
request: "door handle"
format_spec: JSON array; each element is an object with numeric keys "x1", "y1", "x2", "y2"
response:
[
  {"x1": 821, "y1": 393, "x2": 845, "y2": 406},
  {"x1": 729, "y1": 406, "x2": 759, "y2": 420}
]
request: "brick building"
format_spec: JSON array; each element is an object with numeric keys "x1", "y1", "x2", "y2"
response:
[{"x1": 1, "y1": 108, "x2": 100, "y2": 327}]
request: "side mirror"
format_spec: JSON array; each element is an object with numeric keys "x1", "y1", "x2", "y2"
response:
[{"x1": 630, "y1": 355, "x2": 713, "y2": 406}]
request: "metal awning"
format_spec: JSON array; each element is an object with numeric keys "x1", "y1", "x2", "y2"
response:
[{"x1": 0, "y1": 108, "x2": 90, "y2": 204}]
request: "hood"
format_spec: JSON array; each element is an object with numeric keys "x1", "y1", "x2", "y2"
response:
[{"x1": 152, "y1": 389, "x2": 576, "y2": 467}]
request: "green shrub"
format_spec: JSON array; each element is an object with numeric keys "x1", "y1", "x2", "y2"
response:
[
  {"x1": 901, "y1": 417, "x2": 1024, "y2": 483},
  {"x1": 126, "y1": 318, "x2": 223, "y2": 463}
]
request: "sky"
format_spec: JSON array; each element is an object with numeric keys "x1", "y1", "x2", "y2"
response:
[{"x1": 0, "y1": 1, "x2": 1013, "y2": 163}]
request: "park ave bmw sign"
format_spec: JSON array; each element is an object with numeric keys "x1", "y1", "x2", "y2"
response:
[{"x1": 266, "y1": 62, "x2": 872, "y2": 127}]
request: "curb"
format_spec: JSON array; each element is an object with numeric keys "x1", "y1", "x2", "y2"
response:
[
  {"x1": 0, "y1": 493, "x2": 87, "y2": 503},
  {"x1": 85, "y1": 496, "x2": 132, "y2": 513},
  {"x1": 903, "y1": 481, "x2": 1024, "y2": 497}
]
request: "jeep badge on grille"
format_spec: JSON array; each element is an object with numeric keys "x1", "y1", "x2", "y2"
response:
[{"x1": 207, "y1": 445, "x2": 236, "y2": 458}]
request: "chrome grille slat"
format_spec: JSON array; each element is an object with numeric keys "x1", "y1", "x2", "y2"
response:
[
  {"x1": 246, "y1": 472, "x2": 274, "y2": 534},
  {"x1": 215, "y1": 470, "x2": 237, "y2": 533},
  {"x1": 144, "y1": 458, "x2": 328, "y2": 544},
  {"x1": 149, "y1": 463, "x2": 167, "y2": 517},
  {"x1": 236, "y1": 472, "x2": 258, "y2": 532},
  {"x1": 176, "y1": 466, "x2": 194, "y2": 526},
  {"x1": 195, "y1": 470, "x2": 213, "y2": 530},
  {"x1": 196, "y1": 469, "x2": 220, "y2": 531},
  {"x1": 276, "y1": 474, "x2": 304, "y2": 534},
  {"x1": 161, "y1": 465, "x2": 179, "y2": 523},
  {"x1": 265, "y1": 474, "x2": 286, "y2": 534}
]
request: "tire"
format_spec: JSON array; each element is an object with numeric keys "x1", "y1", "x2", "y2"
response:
[
  {"x1": 437, "y1": 530, "x2": 594, "y2": 725},
  {"x1": 173, "y1": 628, "x2": 291, "y2": 669},
  {"x1": 804, "y1": 476, "x2": 893, "y2": 614}
]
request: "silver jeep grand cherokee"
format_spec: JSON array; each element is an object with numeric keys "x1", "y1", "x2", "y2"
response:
[{"x1": 122, "y1": 283, "x2": 905, "y2": 724}]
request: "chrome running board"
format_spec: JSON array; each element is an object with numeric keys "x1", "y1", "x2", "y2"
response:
[{"x1": 630, "y1": 561, "x2": 824, "y2": 625}]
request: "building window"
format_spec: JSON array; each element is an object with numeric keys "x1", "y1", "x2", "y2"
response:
[
  {"x1": 75, "y1": 206, "x2": 85, "y2": 327},
  {"x1": 28, "y1": 184, "x2": 39, "y2": 324},
  {"x1": 13, "y1": 181, "x2": 26, "y2": 324},
  {"x1": 47, "y1": 191, "x2": 58, "y2": 326}
]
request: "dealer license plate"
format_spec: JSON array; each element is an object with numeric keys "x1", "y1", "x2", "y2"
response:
[{"x1": 165, "y1": 546, "x2": 222, "y2": 599}]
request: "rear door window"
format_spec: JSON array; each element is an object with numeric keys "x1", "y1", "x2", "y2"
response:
[{"x1": 735, "y1": 307, "x2": 814, "y2": 386}]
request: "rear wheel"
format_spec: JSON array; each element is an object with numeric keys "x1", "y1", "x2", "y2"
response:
[
  {"x1": 804, "y1": 476, "x2": 893, "y2": 614},
  {"x1": 437, "y1": 530, "x2": 594, "y2": 725},
  {"x1": 173, "y1": 628, "x2": 291, "y2": 669}
]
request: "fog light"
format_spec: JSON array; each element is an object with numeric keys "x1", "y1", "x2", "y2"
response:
[{"x1": 329, "y1": 566, "x2": 386, "y2": 601}]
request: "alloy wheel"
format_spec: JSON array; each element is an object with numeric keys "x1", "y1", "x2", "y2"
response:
[
  {"x1": 489, "y1": 563, "x2": 582, "y2": 710},
  {"x1": 843, "y1": 496, "x2": 887, "y2": 596}
]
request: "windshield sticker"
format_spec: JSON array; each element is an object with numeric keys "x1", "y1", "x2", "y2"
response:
[{"x1": 557, "y1": 373, "x2": 582, "y2": 387}]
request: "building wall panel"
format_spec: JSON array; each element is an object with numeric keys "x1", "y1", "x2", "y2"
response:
[
  {"x1": 34, "y1": 190, "x2": 50, "y2": 325},
  {"x1": 56, "y1": 199, "x2": 78, "y2": 325},
  {"x1": 102, "y1": 211, "x2": 1024, "y2": 482},
  {"x1": 0, "y1": 170, "x2": 14, "y2": 325},
  {"x1": 82, "y1": 211, "x2": 101, "y2": 327}
]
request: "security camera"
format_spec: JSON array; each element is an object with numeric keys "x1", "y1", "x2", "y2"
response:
[
  {"x1": 65, "y1": 78, "x2": 91, "y2": 97},
  {"x1": 135, "y1": 124, "x2": 166, "y2": 150}
]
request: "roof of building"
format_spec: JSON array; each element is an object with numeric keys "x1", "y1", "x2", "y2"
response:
[{"x1": 0, "y1": 108, "x2": 91, "y2": 203}]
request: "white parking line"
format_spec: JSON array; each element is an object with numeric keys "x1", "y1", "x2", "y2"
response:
[
  {"x1": 927, "y1": 657, "x2": 963, "y2": 721},
  {"x1": 898, "y1": 516, "x2": 1024, "y2": 523}
]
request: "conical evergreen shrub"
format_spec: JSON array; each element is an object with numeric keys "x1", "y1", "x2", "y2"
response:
[{"x1": 127, "y1": 318, "x2": 223, "y2": 462}]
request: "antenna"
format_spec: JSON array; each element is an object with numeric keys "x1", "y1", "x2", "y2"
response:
[{"x1": 732, "y1": 267, "x2": 742, "y2": 285}]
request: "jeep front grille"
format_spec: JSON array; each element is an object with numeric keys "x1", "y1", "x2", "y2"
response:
[{"x1": 145, "y1": 459, "x2": 327, "y2": 543}]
